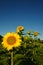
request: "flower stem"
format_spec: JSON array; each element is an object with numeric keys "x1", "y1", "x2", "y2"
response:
[{"x1": 11, "y1": 51, "x2": 13, "y2": 65}]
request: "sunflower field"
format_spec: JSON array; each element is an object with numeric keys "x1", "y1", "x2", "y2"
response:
[{"x1": 0, "y1": 26, "x2": 43, "y2": 65}]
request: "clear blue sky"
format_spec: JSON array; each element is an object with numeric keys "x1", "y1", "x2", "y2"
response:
[{"x1": 0, "y1": 0, "x2": 43, "y2": 39}]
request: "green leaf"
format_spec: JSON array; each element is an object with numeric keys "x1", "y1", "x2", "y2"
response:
[
  {"x1": 14, "y1": 54, "x2": 24, "y2": 62},
  {"x1": 15, "y1": 59, "x2": 22, "y2": 65}
]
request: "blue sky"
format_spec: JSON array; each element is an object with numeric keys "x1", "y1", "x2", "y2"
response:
[{"x1": 0, "y1": 0, "x2": 43, "y2": 39}]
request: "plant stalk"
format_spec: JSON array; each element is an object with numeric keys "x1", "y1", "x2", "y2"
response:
[{"x1": 11, "y1": 51, "x2": 13, "y2": 65}]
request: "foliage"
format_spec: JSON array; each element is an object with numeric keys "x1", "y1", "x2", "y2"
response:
[{"x1": 0, "y1": 28, "x2": 43, "y2": 65}]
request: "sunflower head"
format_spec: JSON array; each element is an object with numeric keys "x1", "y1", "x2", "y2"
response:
[
  {"x1": 34, "y1": 32, "x2": 39, "y2": 36},
  {"x1": 27, "y1": 30, "x2": 31, "y2": 35},
  {"x1": 2, "y1": 32, "x2": 22, "y2": 51},
  {"x1": 23, "y1": 35, "x2": 29, "y2": 42},
  {"x1": 16, "y1": 26, "x2": 24, "y2": 32}
]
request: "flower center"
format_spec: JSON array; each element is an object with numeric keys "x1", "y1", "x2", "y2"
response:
[{"x1": 7, "y1": 36, "x2": 16, "y2": 45}]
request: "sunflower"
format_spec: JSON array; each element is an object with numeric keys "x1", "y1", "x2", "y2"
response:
[
  {"x1": 23, "y1": 35, "x2": 29, "y2": 42},
  {"x1": 16, "y1": 26, "x2": 24, "y2": 32},
  {"x1": 2, "y1": 32, "x2": 21, "y2": 51},
  {"x1": 27, "y1": 30, "x2": 31, "y2": 35},
  {"x1": 34, "y1": 32, "x2": 39, "y2": 36}
]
